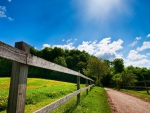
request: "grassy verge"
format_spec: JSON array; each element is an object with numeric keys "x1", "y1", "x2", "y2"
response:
[
  {"x1": 0, "y1": 78, "x2": 110, "y2": 113},
  {"x1": 120, "y1": 89, "x2": 150, "y2": 102},
  {"x1": 53, "y1": 87, "x2": 111, "y2": 113},
  {"x1": 0, "y1": 77, "x2": 83, "y2": 113}
]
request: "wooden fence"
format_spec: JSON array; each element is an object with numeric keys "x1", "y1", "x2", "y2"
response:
[
  {"x1": 0, "y1": 41, "x2": 94, "y2": 113},
  {"x1": 122, "y1": 80, "x2": 150, "y2": 95}
]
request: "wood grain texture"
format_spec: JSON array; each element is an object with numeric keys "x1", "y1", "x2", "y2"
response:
[
  {"x1": 86, "y1": 79, "x2": 88, "y2": 95},
  {"x1": 0, "y1": 41, "x2": 94, "y2": 81},
  {"x1": 7, "y1": 42, "x2": 29, "y2": 113},
  {"x1": 77, "y1": 76, "x2": 80, "y2": 105},
  {"x1": 34, "y1": 85, "x2": 94, "y2": 113},
  {"x1": 0, "y1": 41, "x2": 27, "y2": 64},
  {"x1": 27, "y1": 54, "x2": 94, "y2": 81}
]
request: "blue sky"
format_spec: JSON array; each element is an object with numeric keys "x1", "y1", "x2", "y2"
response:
[{"x1": 0, "y1": 0, "x2": 150, "y2": 68}]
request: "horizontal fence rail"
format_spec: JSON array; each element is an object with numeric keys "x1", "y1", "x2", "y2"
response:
[
  {"x1": 0, "y1": 41, "x2": 93, "y2": 81},
  {"x1": 0, "y1": 41, "x2": 95, "y2": 113},
  {"x1": 122, "y1": 80, "x2": 150, "y2": 95},
  {"x1": 34, "y1": 84, "x2": 94, "y2": 113}
]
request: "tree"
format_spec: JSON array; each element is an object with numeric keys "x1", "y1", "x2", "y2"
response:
[
  {"x1": 121, "y1": 68, "x2": 137, "y2": 85},
  {"x1": 83, "y1": 56, "x2": 109, "y2": 86},
  {"x1": 112, "y1": 73, "x2": 122, "y2": 90},
  {"x1": 54, "y1": 57, "x2": 67, "y2": 67},
  {"x1": 112, "y1": 58, "x2": 124, "y2": 74}
]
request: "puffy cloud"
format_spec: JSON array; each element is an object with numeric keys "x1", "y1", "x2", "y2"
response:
[
  {"x1": 42, "y1": 44, "x2": 50, "y2": 49},
  {"x1": 127, "y1": 50, "x2": 147, "y2": 60},
  {"x1": 137, "y1": 42, "x2": 150, "y2": 51},
  {"x1": 77, "y1": 41, "x2": 96, "y2": 55},
  {"x1": 129, "y1": 37, "x2": 141, "y2": 47},
  {"x1": 42, "y1": 38, "x2": 123, "y2": 60},
  {"x1": 147, "y1": 34, "x2": 150, "y2": 38},
  {"x1": 0, "y1": 6, "x2": 14, "y2": 20},
  {"x1": 125, "y1": 59, "x2": 150, "y2": 68},
  {"x1": 0, "y1": 6, "x2": 7, "y2": 18},
  {"x1": 77, "y1": 37, "x2": 123, "y2": 60},
  {"x1": 53, "y1": 43, "x2": 75, "y2": 50},
  {"x1": 0, "y1": 11, "x2": 6, "y2": 18},
  {"x1": 8, "y1": 0, "x2": 11, "y2": 2}
]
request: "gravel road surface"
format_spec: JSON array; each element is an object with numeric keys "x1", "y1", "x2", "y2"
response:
[{"x1": 105, "y1": 88, "x2": 150, "y2": 113}]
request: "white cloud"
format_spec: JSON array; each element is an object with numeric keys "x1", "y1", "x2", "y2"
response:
[
  {"x1": 0, "y1": 11, "x2": 6, "y2": 18},
  {"x1": 0, "y1": 6, "x2": 14, "y2": 20},
  {"x1": 8, "y1": 17, "x2": 14, "y2": 21},
  {"x1": 62, "y1": 39, "x2": 65, "y2": 42},
  {"x1": 0, "y1": 6, "x2": 7, "y2": 18},
  {"x1": 129, "y1": 37, "x2": 141, "y2": 47},
  {"x1": 136, "y1": 37, "x2": 141, "y2": 40},
  {"x1": 125, "y1": 59, "x2": 150, "y2": 68},
  {"x1": 42, "y1": 38, "x2": 123, "y2": 60},
  {"x1": 77, "y1": 41, "x2": 96, "y2": 55},
  {"x1": 66, "y1": 38, "x2": 72, "y2": 43},
  {"x1": 137, "y1": 42, "x2": 150, "y2": 51},
  {"x1": 42, "y1": 44, "x2": 50, "y2": 49},
  {"x1": 77, "y1": 37, "x2": 123, "y2": 60},
  {"x1": 127, "y1": 50, "x2": 147, "y2": 60},
  {"x1": 53, "y1": 43, "x2": 75, "y2": 50},
  {"x1": 147, "y1": 34, "x2": 150, "y2": 38},
  {"x1": 8, "y1": 0, "x2": 11, "y2": 2}
]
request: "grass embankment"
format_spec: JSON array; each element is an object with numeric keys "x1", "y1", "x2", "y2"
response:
[
  {"x1": 120, "y1": 89, "x2": 150, "y2": 102},
  {"x1": 0, "y1": 78, "x2": 110, "y2": 113}
]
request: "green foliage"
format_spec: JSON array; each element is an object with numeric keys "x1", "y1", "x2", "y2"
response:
[
  {"x1": 112, "y1": 58, "x2": 124, "y2": 74},
  {"x1": 83, "y1": 56, "x2": 109, "y2": 86},
  {"x1": 54, "y1": 57, "x2": 67, "y2": 67},
  {"x1": 0, "y1": 58, "x2": 12, "y2": 77},
  {"x1": 53, "y1": 87, "x2": 111, "y2": 113},
  {"x1": 112, "y1": 68, "x2": 138, "y2": 90},
  {"x1": 112, "y1": 73, "x2": 122, "y2": 90},
  {"x1": 121, "y1": 69, "x2": 137, "y2": 85}
]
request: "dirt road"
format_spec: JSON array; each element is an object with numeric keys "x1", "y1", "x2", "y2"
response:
[{"x1": 105, "y1": 88, "x2": 150, "y2": 113}]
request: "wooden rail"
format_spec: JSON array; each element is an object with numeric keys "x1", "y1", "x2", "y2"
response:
[
  {"x1": 34, "y1": 85, "x2": 94, "y2": 113},
  {"x1": 122, "y1": 80, "x2": 150, "y2": 95},
  {"x1": 0, "y1": 41, "x2": 95, "y2": 113},
  {"x1": 0, "y1": 41, "x2": 93, "y2": 81}
]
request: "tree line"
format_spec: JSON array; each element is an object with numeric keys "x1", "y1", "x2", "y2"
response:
[{"x1": 0, "y1": 46, "x2": 150, "y2": 86}]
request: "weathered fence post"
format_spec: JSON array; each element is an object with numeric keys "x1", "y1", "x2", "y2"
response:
[
  {"x1": 90, "y1": 81, "x2": 92, "y2": 91},
  {"x1": 7, "y1": 42, "x2": 30, "y2": 113},
  {"x1": 144, "y1": 80, "x2": 150, "y2": 95},
  {"x1": 86, "y1": 79, "x2": 88, "y2": 95},
  {"x1": 77, "y1": 74, "x2": 80, "y2": 105}
]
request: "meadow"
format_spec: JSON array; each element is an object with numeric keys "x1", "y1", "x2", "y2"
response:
[{"x1": 0, "y1": 78, "x2": 110, "y2": 113}]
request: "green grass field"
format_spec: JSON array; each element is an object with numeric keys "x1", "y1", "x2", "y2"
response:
[
  {"x1": 0, "y1": 77, "x2": 110, "y2": 113},
  {"x1": 120, "y1": 89, "x2": 150, "y2": 102}
]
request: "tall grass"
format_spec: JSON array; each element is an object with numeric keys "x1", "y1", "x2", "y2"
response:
[
  {"x1": 0, "y1": 78, "x2": 79, "y2": 113},
  {"x1": 0, "y1": 78, "x2": 110, "y2": 113}
]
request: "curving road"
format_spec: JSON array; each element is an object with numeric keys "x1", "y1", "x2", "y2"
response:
[{"x1": 105, "y1": 88, "x2": 150, "y2": 113}]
